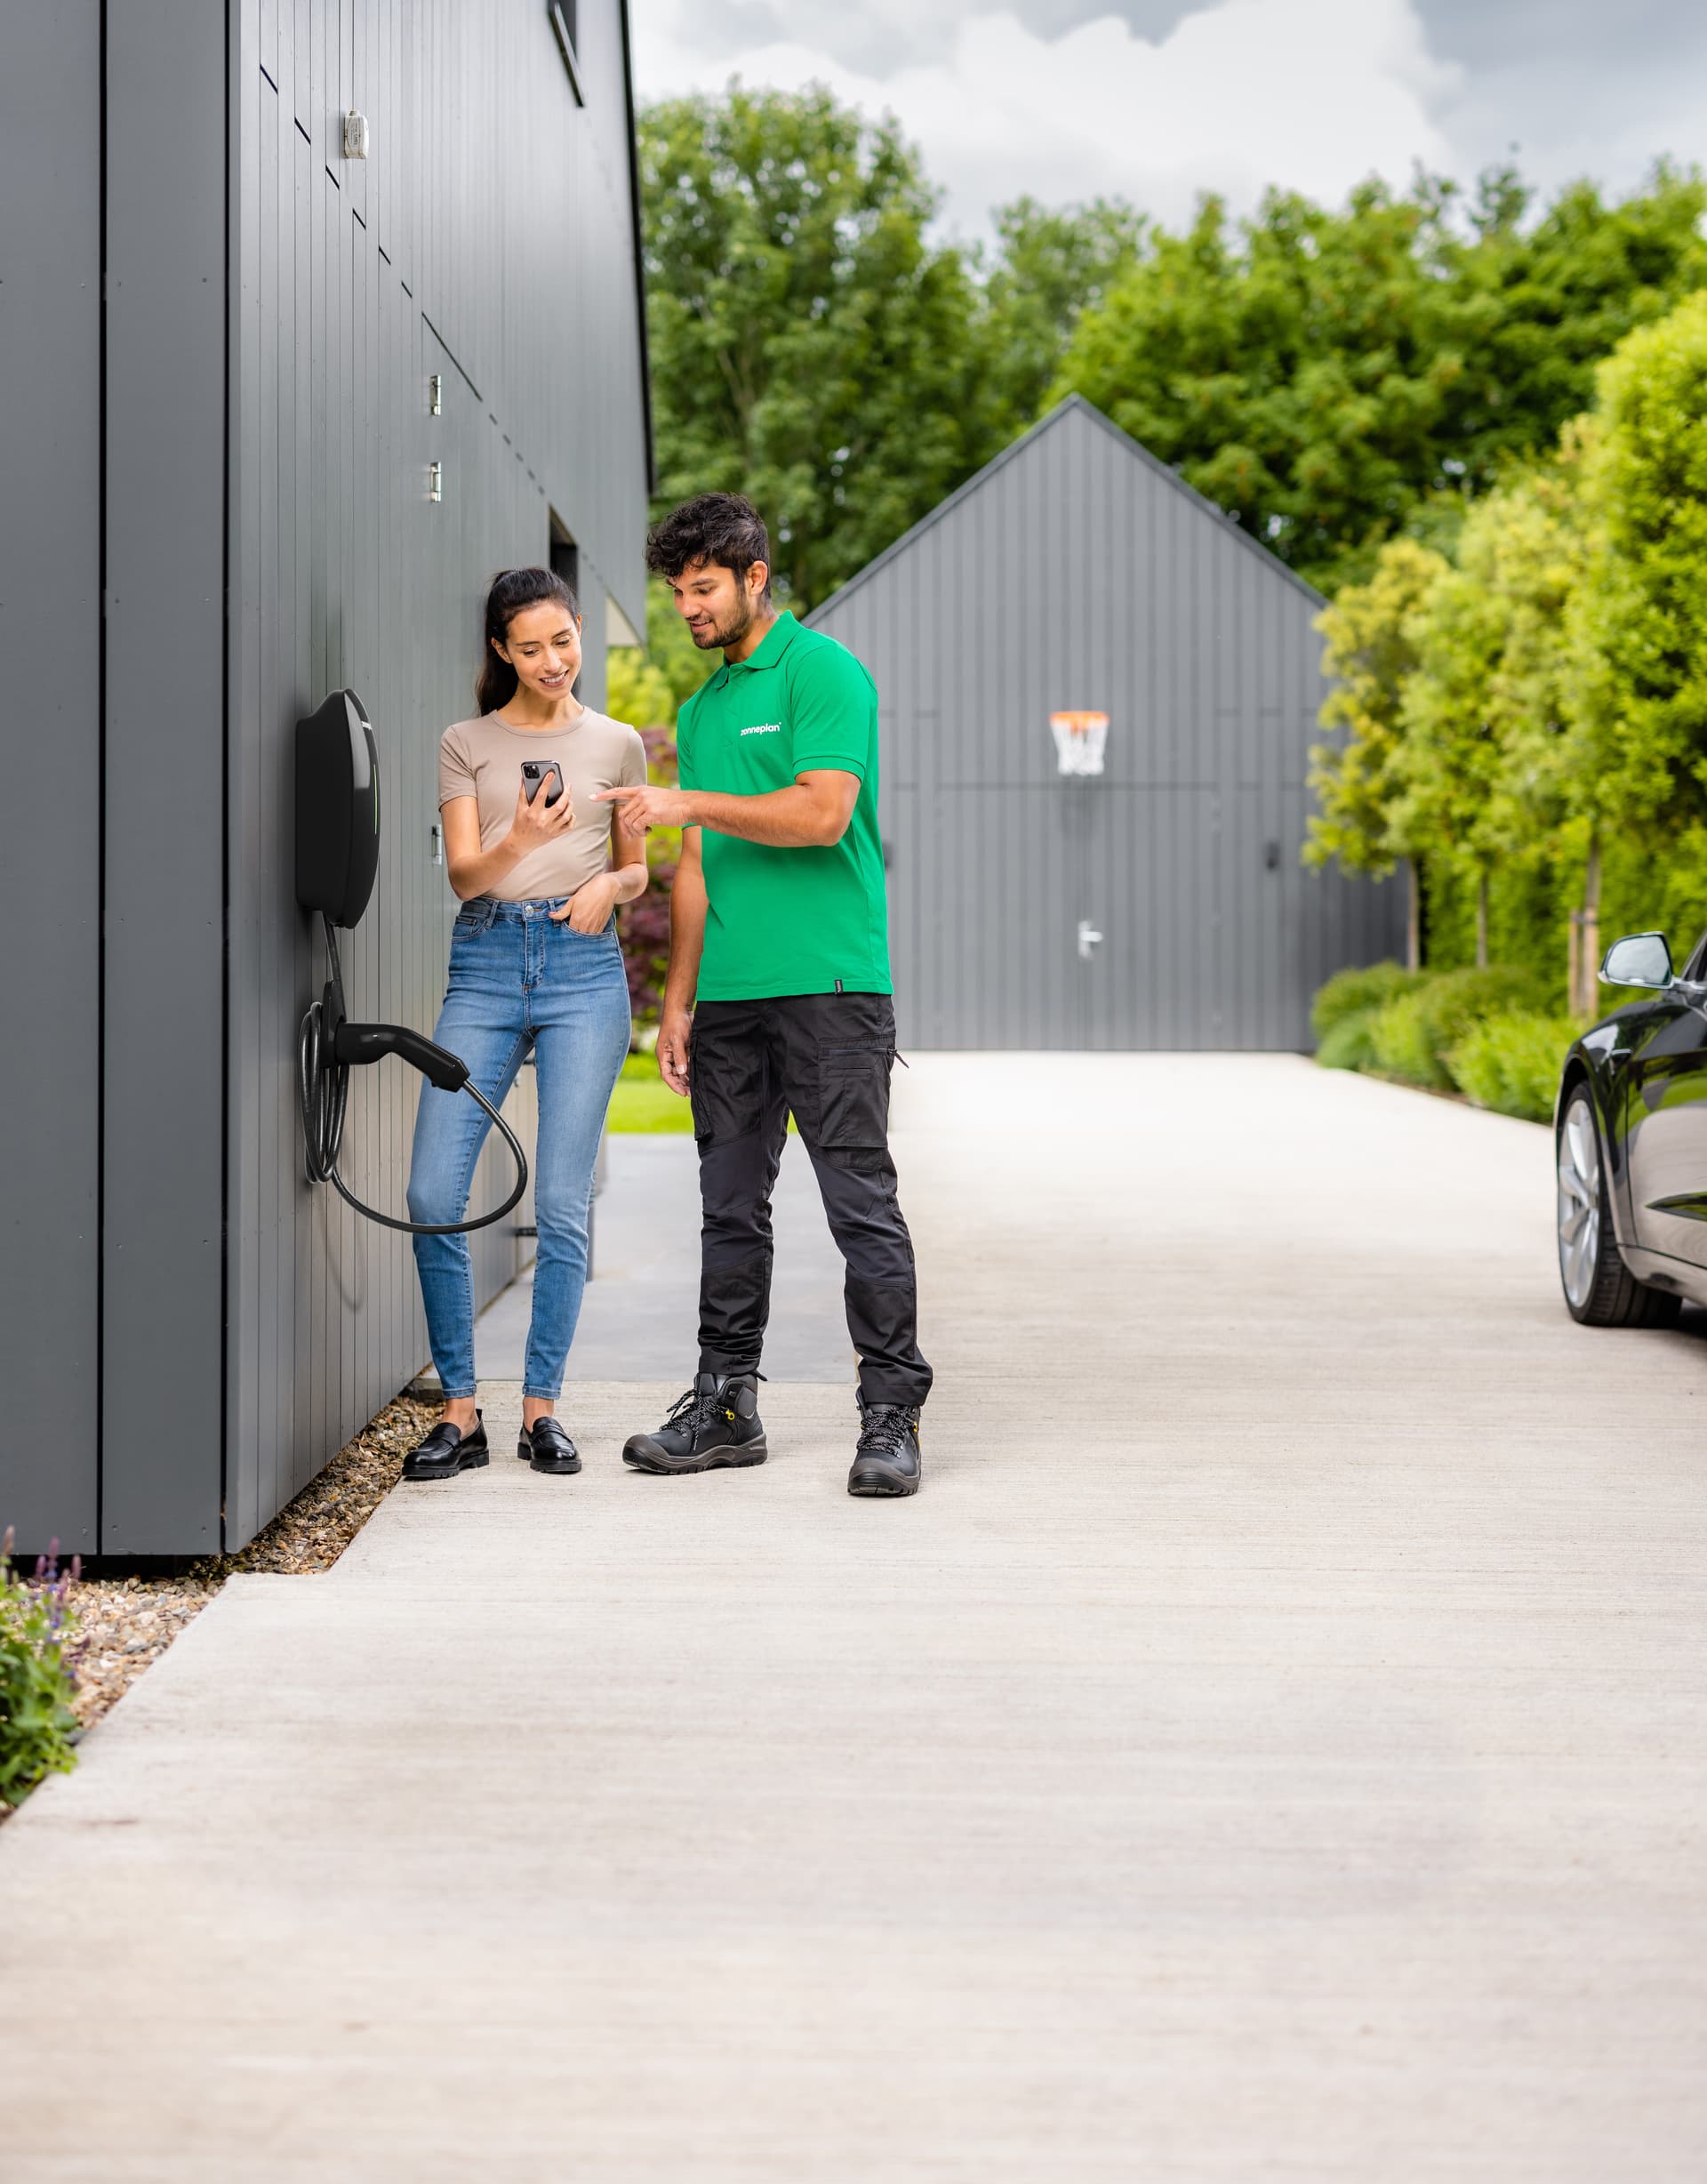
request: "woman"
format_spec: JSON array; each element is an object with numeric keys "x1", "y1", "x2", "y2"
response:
[{"x1": 402, "y1": 566, "x2": 647, "y2": 1482}]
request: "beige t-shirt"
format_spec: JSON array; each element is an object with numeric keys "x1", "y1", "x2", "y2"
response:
[{"x1": 437, "y1": 706, "x2": 647, "y2": 902}]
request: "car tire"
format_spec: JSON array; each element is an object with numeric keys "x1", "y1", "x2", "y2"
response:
[{"x1": 1557, "y1": 1083, "x2": 1683, "y2": 1328}]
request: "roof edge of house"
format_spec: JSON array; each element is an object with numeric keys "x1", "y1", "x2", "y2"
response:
[{"x1": 805, "y1": 392, "x2": 1327, "y2": 626}]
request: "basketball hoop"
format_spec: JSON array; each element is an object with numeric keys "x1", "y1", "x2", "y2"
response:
[{"x1": 1049, "y1": 711, "x2": 1109, "y2": 777}]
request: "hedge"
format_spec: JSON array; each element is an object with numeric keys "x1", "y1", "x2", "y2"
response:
[{"x1": 1311, "y1": 960, "x2": 1579, "y2": 1123}]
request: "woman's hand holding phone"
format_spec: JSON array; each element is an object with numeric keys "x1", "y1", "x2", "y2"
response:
[{"x1": 509, "y1": 769, "x2": 574, "y2": 854}]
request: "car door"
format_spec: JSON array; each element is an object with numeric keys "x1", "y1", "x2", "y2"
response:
[{"x1": 1626, "y1": 970, "x2": 1707, "y2": 1268}]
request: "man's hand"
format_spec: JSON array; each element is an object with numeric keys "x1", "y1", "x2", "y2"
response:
[
  {"x1": 658, "y1": 1007, "x2": 693, "y2": 1096},
  {"x1": 595, "y1": 783, "x2": 694, "y2": 832},
  {"x1": 602, "y1": 772, "x2": 858, "y2": 848},
  {"x1": 552, "y1": 872, "x2": 621, "y2": 932}
]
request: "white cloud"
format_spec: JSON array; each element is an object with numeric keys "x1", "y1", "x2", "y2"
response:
[{"x1": 633, "y1": 0, "x2": 1464, "y2": 238}]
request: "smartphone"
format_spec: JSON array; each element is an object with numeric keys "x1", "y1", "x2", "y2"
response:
[{"x1": 521, "y1": 759, "x2": 565, "y2": 808}]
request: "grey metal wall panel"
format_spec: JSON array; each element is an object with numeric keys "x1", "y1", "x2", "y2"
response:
[
  {"x1": 0, "y1": 4, "x2": 103, "y2": 1554},
  {"x1": 810, "y1": 398, "x2": 1404, "y2": 1051},
  {"x1": 100, "y1": 0, "x2": 230, "y2": 1554},
  {"x1": 222, "y1": 0, "x2": 643, "y2": 1547}
]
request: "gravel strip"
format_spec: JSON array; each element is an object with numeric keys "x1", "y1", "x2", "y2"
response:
[{"x1": 64, "y1": 1391, "x2": 437, "y2": 1734}]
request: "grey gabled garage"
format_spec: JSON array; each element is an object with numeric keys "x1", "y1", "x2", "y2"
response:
[
  {"x1": 2, "y1": 1, "x2": 651, "y2": 1556},
  {"x1": 807, "y1": 397, "x2": 1402, "y2": 1050}
]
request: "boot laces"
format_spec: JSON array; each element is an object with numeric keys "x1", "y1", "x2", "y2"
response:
[
  {"x1": 857, "y1": 1403, "x2": 917, "y2": 1458},
  {"x1": 663, "y1": 1382, "x2": 722, "y2": 1433}
]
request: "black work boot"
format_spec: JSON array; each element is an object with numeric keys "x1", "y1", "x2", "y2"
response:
[
  {"x1": 622, "y1": 1371, "x2": 767, "y2": 1474},
  {"x1": 402, "y1": 1409, "x2": 489, "y2": 1481},
  {"x1": 846, "y1": 1395, "x2": 922, "y2": 1497},
  {"x1": 518, "y1": 1417, "x2": 581, "y2": 1474}
]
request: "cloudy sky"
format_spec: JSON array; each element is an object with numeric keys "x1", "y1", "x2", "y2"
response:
[{"x1": 631, "y1": 0, "x2": 1707, "y2": 239}]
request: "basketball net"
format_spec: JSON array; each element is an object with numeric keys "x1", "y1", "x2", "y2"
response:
[{"x1": 1049, "y1": 710, "x2": 1110, "y2": 777}]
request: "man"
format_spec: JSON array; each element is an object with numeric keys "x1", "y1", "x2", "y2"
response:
[{"x1": 596, "y1": 493, "x2": 931, "y2": 1497}]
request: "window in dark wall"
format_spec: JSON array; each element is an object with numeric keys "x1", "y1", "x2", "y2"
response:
[
  {"x1": 549, "y1": 512, "x2": 582, "y2": 695},
  {"x1": 549, "y1": 517, "x2": 579, "y2": 603},
  {"x1": 549, "y1": 2, "x2": 584, "y2": 102}
]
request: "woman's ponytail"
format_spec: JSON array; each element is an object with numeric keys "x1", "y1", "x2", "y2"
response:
[{"x1": 476, "y1": 565, "x2": 580, "y2": 715}]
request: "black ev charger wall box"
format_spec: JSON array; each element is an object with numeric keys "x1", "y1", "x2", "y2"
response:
[
  {"x1": 295, "y1": 688, "x2": 381, "y2": 927},
  {"x1": 294, "y1": 688, "x2": 528, "y2": 1235}
]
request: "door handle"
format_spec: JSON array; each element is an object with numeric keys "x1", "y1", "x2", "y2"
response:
[{"x1": 1078, "y1": 919, "x2": 1103, "y2": 960}]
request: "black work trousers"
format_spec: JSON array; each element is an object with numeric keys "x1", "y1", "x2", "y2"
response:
[{"x1": 689, "y1": 992, "x2": 932, "y2": 1409}]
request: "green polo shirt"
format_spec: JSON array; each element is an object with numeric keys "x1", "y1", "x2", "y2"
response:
[{"x1": 676, "y1": 613, "x2": 892, "y2": 1000}]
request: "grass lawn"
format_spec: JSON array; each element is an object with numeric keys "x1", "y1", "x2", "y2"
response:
[
  {"x1": 606, "y1": 1051, "x2": 693, "y2": 1133},
  {"x1": 605, "y1": 1051, "x2": 798, "y2": 1135}
]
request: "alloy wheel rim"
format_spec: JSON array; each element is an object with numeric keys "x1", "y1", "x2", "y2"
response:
[{"x1": 1558, "y1": 1097, "x2": 1601, "y2": 1309}]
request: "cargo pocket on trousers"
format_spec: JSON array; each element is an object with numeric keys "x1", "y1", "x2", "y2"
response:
[
  {"x1": 818, "y1": 1044, "x2": 894, "y2": 1164},
  {"x1": 688, "y1": 1032, "x2": 769, "y2": 1146}
]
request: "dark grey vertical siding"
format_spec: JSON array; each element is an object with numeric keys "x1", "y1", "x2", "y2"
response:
[
  {"x1": 0, "y1": 4, "x2": 104, "y2": 1554},
  {"x1": 810, "y1": 398, "x2": 1404, "y2": 1051},
  {"x1": 6, "y1": 1, "x2": 651, "y2": 1562},
  {"x1": 100, "y1": 0, "x2": 230, "y2": 1554},
  {"x1": 221, "y1": 0, "x2": 644, "y2": 1547}
]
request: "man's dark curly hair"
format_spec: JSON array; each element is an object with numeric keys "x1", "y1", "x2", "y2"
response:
[{"x1": 645, "y1": 492, "x2": 773, "y2": 601}]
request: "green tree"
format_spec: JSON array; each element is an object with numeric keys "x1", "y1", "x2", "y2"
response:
[
  {"x1": 1054, "y1": 167, "x2": 1707, "y2": 592},
  {"x1": 1306, "y1": 537, "x2": 1449, "y2": 963},
  {"x1": 606, "y1": 579, "x2": 719, "y2": 727},
  {"x1": 1569, "y1": 289, "x2": 1707, "y2": 831},
  {"x1": 1054, "y1": 181, "x2": 1485, "y2": 590},
  {"x1": 1393, "y1": 448, "x2": 1593, "y2": 968},
  {"x1": 639, "y1": 86, "x2": 986, "y2": 609},
  {"x1": 1451, "y1": 165, "x2": 1707, "y2": 491},
  {"x1": 1390, "y1": 561, "x2": 1506, "y2": 965},
  {"x1": 1565, "y1": 289, "x2": 1707, "y2": 1002},
  {"x1": 605, "y1": 644, "x2": 677, "y2": 734},
  {"x1": 978, "y1": 197, "x2": 1146, "y2": 442}
]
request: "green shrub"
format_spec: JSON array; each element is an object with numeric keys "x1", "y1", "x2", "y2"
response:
[
  {"x1": 1366, "y1": 964, "x2": 1535, "y2": 1088},
  {"x1": 1447, "y1": 1012, "x2": 1585, "y2": 1122},
  {"x1": 1310, "y1": 960, "x2": 1422, "y2": 1044},
  {"x1": 1412, "y1": 965, "x2": 1534, "y2": 1053},
  {"x1": 1366, "y1": 988, "x2": 1441, "y2": 1085},
  {"x1": 1314, "y1": 1007, "x2": 1382, "y2": 1071},
  {"x1": 0, "y1": 1530, "x2": 81, "y2": 1811}
]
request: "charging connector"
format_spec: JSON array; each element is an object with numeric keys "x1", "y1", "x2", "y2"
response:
[{"x1": 297, "y1": 915, "x2": 528, "y2": 1235}]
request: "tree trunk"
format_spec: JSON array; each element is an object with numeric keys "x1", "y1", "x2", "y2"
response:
[
  {"x1": 1578, "y1": 835, "x2": 1602, "y2": 1016},
  {"x1": 1475, "y1": 871, "x2": 1489, "y2": 969},
  {"x1": 1406, "y1": 861, "x2": 1421, "y2": 972},
  {"x1": 1567, "y1": 911, "x2": 1581, "y2": 1022}
]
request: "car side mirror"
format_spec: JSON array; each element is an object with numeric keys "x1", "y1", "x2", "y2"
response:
[{"x1": 1601, "y1": 931, "x2": 1674, "y2": 990}]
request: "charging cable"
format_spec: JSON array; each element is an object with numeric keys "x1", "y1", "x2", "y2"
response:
[{"x1": 297, "y1": 914, "x2": 528, "y2": 1235}]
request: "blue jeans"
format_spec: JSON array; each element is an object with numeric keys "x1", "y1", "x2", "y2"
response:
[{"x1": 408, "y1": 895, "x2": 630, "y2": 1401}]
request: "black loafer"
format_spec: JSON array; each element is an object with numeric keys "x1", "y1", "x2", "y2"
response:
[
  {"x1": 401, "y1": 1410, "x2": 489, "y2": 1481},
  {"x1": 519, "y1": 1417, "x2": 581, "y2": 1474}
]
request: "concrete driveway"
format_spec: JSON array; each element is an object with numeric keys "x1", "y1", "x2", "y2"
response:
[{"x1": 4, "y1": 1055, "x2": 1706, "y2": 2180}]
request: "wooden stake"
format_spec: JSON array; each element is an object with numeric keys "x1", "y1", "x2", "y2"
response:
[{"x1": 1581, "y1": 834, "x2": 1601, "y2": 1017}]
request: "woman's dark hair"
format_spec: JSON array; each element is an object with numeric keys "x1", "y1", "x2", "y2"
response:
[
  {"x1": 476, "y1": 565, "x2": 580, "y2": 715},
  {"x1": 645, "y1": 493, "x2": 773, "y2": 601}
]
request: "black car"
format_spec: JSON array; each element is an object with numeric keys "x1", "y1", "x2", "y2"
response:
[{"x1": 1556, "y1": 928, "x2": 1707, "y2": 1325}]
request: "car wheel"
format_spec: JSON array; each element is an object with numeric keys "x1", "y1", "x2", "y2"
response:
[{"x1": 1557, "y1": 1083, "x2": 1682, "y2": 1327}]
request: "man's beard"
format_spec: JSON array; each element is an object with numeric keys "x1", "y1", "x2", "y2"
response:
[{"x1": 694, "y1": 591, "x2": 756, "y2": 650}]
